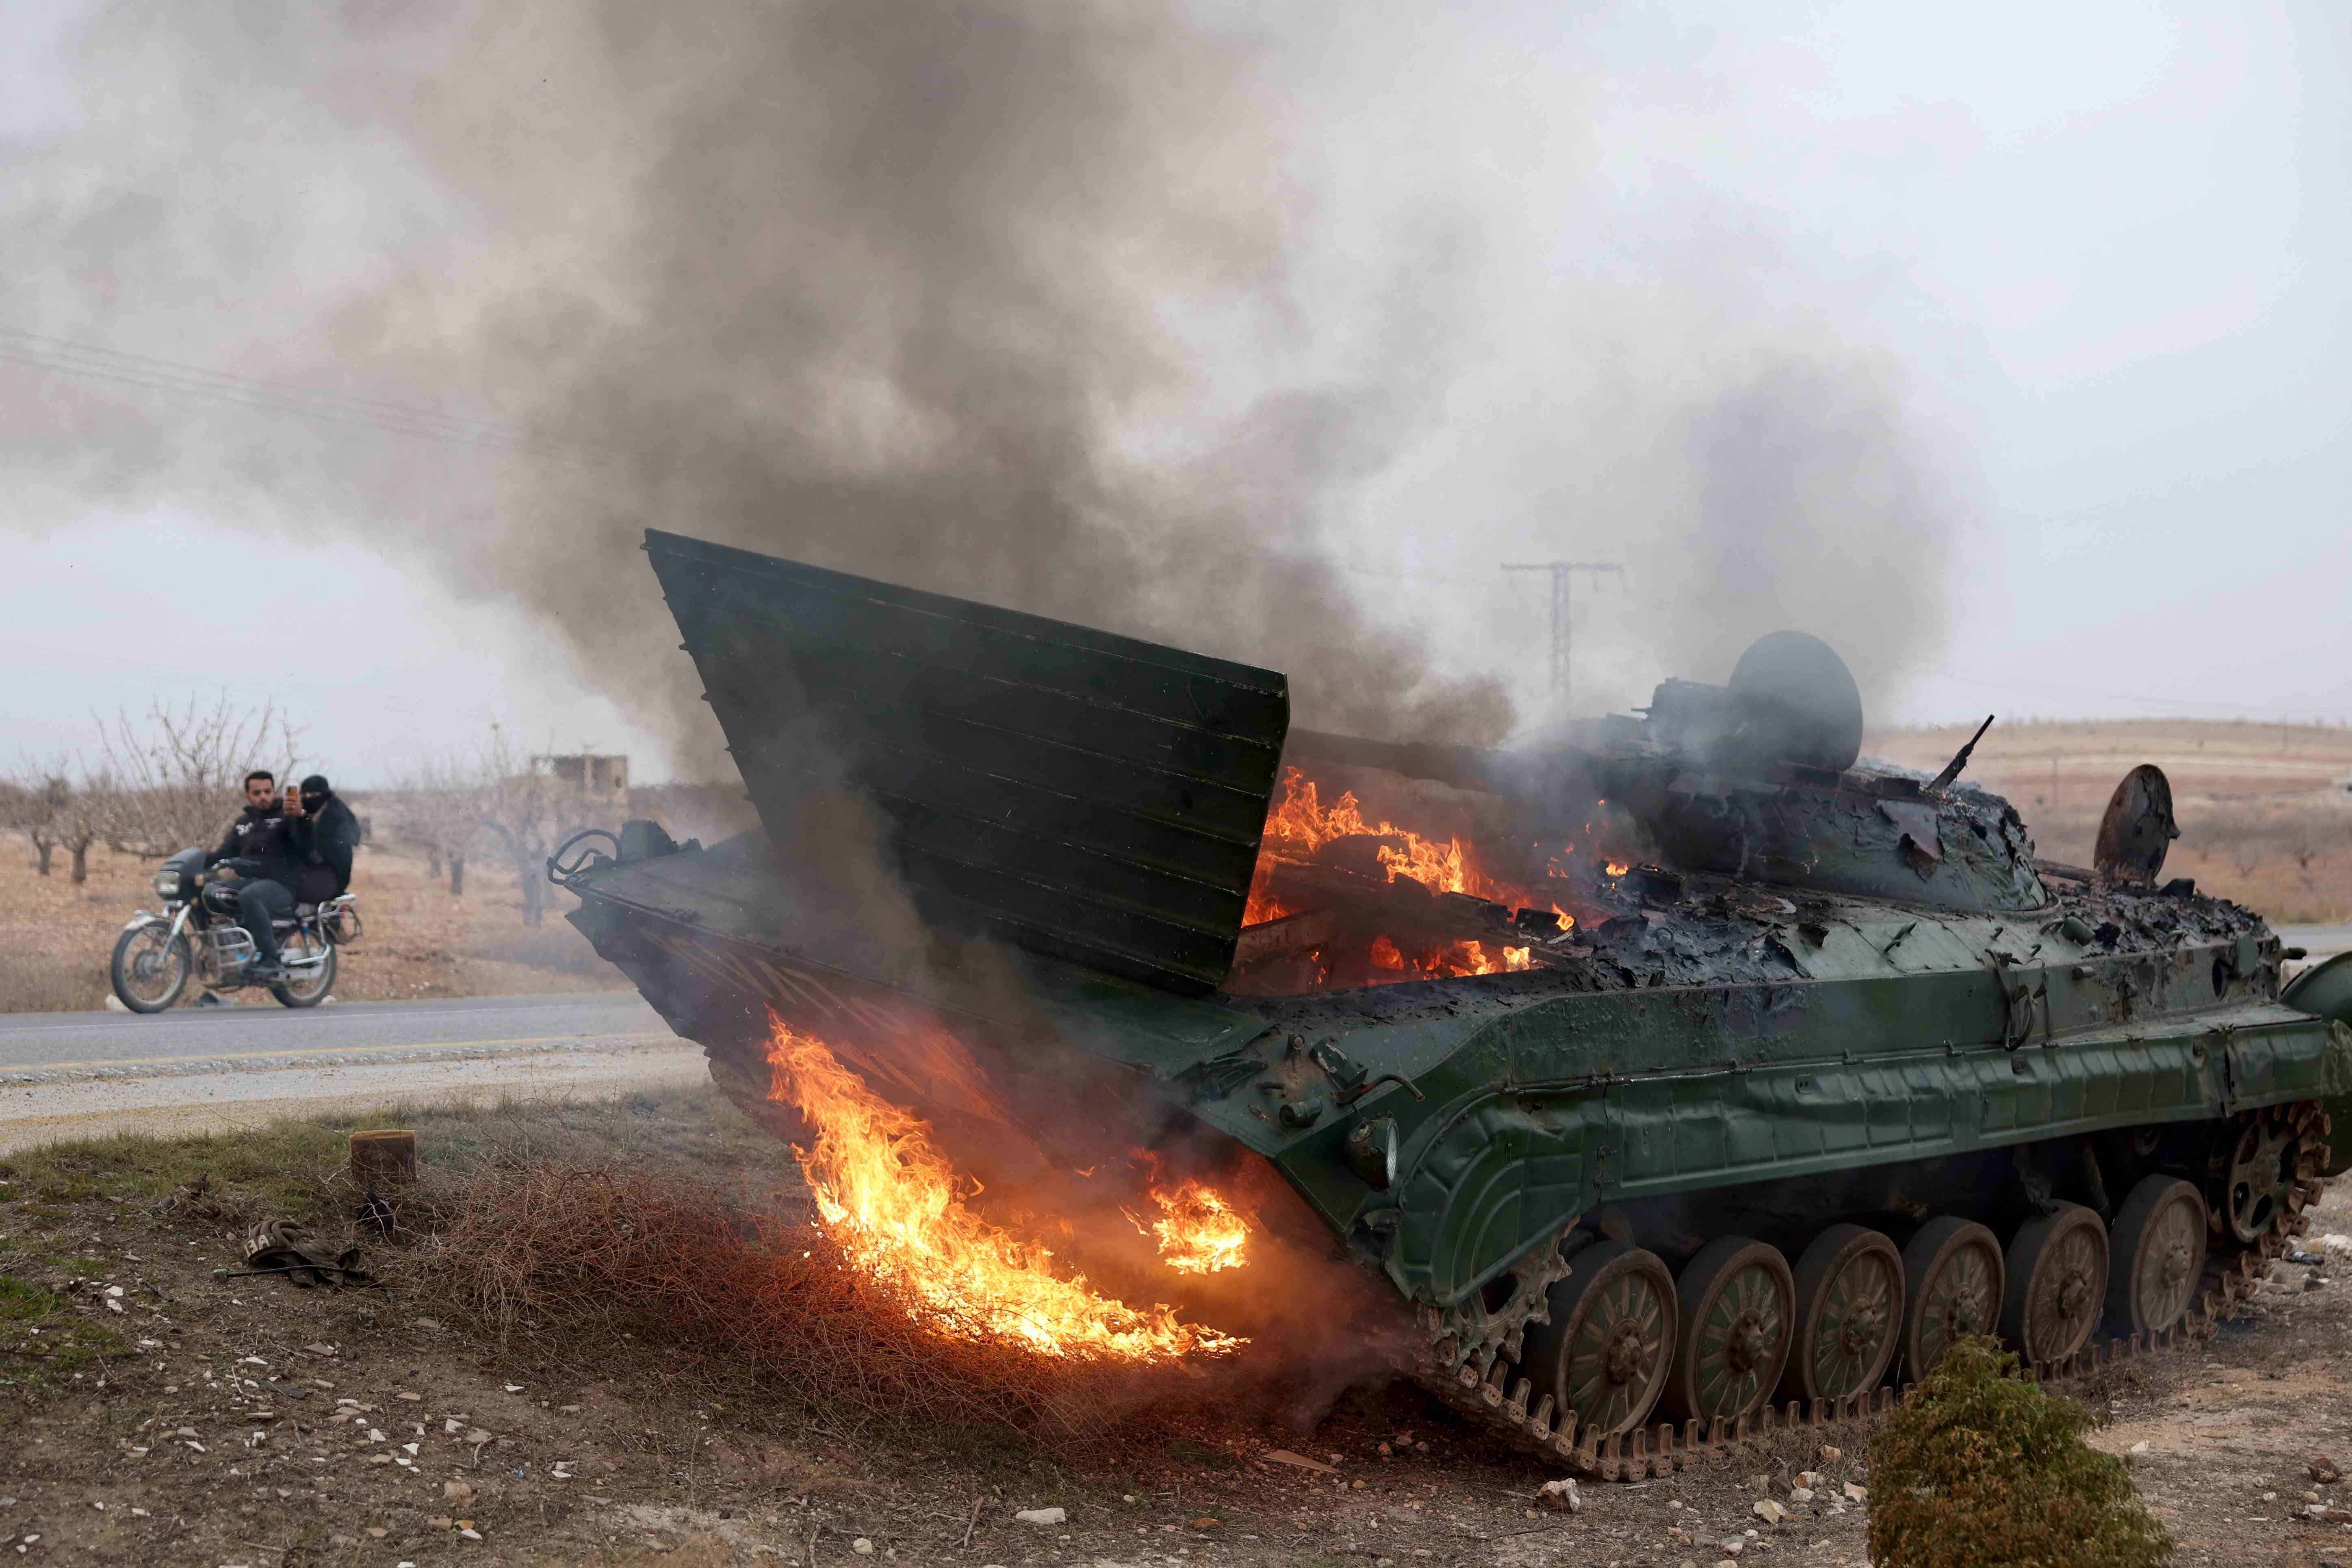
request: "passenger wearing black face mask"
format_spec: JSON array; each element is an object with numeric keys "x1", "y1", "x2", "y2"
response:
[{"x1": 286, "y1": 774, "x2": 360, "y2": 904}]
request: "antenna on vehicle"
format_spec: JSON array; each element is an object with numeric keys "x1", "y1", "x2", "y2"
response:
[{"x1": 1927, "y1": 714, "x2": 1996, "y2": 793}]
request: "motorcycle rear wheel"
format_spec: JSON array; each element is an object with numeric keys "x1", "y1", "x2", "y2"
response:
[
  {"x1": 270, "y1": 932, "x2": 336, "y2": 1009},
  {"x1": 111, "y1": 925, "x2": 191, "y2": 1013}
]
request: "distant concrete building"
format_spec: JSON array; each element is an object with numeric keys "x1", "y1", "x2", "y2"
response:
[{"x1": 538, "y1": 754, "x2": 630, "y2": 798}]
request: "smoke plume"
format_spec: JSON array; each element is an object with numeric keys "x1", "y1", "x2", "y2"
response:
[
  {"x1": 1643, "y1": 352, "x2": 1962, "y2": 709},
  {"x1": 3, "y1": 1, "x2": 1973, "y2": 761},
  {"x1": 2, "y1": 0, "x2": 1522, "y2": 770}
]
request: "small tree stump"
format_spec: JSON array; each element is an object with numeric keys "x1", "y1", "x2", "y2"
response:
[{"x1": 349, "y1": 1129, "x2": 418, "y2": 1187}]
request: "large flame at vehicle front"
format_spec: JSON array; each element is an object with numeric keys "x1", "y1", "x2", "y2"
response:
[{"x1": 763, "y1": 1017, "x2": 1244, "y2": 1361}]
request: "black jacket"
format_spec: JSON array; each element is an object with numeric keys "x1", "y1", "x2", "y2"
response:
[
  {"x1": 206, "y1": 805, "x2": 286, "y2": 869},
  {"x1": 288, "y1": 793, "x2": 360, "y2": 903}
]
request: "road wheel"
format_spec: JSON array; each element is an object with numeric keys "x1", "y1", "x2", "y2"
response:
[
  {"x1": 271, "y1": 930, "x2": 337, "y2": 1009},
  {"x1": 1901, "y1": 1217, "x2": 2004, "y2": 1379},
  {"x1": 1779, "y1": 1223, "x2": 1905, "y2": 1405},
  {"x1": 110, "y1": 925, "x2": 190, "y2": 1013},
  {"x1": 1663, "y1": 1236, "x2": 1794, "y2": 1425},
  {"x1": 2104, "y1": 1175, "x2": 2207, "y2": 1338},
  {"x1": 2217, "y1": 1113, "x2": 2297, "y2": 1245},
  {"x1": 1521, "y1": 1240, "x2": 1677, "y2": 1442},
  {"x1": 2001, "y1": 1202, "x2": 2109, "y2": 1363}
]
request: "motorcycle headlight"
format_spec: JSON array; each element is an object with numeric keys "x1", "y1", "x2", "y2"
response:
[{"x1": 152, "y1": 871, "x2": 180, "y2": 900}]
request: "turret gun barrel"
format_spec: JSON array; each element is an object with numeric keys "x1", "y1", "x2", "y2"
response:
[{"x1": 1927, "y1": 713, "x2": 1996, "y2": 793}]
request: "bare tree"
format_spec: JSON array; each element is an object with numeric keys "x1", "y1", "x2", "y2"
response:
[
  {"x1": 0, "y1": 761, "x2": 118, "y2": 882},
  {"x1": 2, "y1": 768, "x2": 69, "y2": 876},
  {"x1": 473, "y1": 725, "x2": 583, "y2": 927},
  {"x1": 95, "y1": 695, "x2": 302, "y2": 858},
  {"x1": 383, "y1": 754, "x2": 487, "y2": 897},
  {"x1": 388, "y1": 727, "x2": 616, "y2": 922},
  {"x1": 59, "y1": 769, "x2": 115, "y2": 884}
]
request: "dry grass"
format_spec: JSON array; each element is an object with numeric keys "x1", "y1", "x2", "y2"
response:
[
  {"x1": 2, "y1": 1084, "x2": 1169, "y2": 1453},
  {"x1": 1869, "y1": 718, "x2": 2352, "y2": 922},
  {"x1": 0, "y1": 1082, "x2": 758, "y2": 1205},
  {"x1": 408, "y1": 1161, "x2": 1177, "y2": 1452},
  {"x1": 0, "y1": 948, "x2": 108, "y2": 1013}
]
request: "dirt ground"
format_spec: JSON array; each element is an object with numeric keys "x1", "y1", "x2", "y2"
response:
[
  {"x1": 1866, "y1": 717, "x2": 2352, "y2": 924},
  {"x1": 0, "y1": 837, "x2": 633, "y2": 1016},
  {"x1": 5, "y1": 1087, "x2": 2352, "y2": 1568}
]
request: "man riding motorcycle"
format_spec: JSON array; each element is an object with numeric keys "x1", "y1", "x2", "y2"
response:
[
  {"x1": 213, "y1": 770, "x2": 284, "y2": 861},
  {"x1": 205, "y1": 774, "x2": 302, "y2": 982},
  {"x1": 111, "y1": 770, "x2": 362, "y2": 1013},
  {"x1": 202, "y1": 772, "x2": 358, "y2": 983}
]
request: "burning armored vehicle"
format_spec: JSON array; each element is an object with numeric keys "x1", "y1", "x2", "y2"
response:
[{"x1": 554, "y1": 529, "x2": 2352, "y2": 1477}]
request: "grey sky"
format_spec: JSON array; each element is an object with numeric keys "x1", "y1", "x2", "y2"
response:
[{"x1": 2, "y1": 1, "x2": 2345, "y2": 785}]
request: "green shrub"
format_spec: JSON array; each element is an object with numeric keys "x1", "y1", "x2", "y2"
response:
[{"x1": 1867, "y1": 1336, "x2": 2169, "y2": 1568}]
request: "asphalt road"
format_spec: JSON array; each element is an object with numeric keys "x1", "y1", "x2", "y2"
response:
[
  {"x1": 0, "y1": 991, "x2": 673, "y2": 1077},
  {"x1": 0, "y1": 991, "x2": 705, "y2": 1152}
]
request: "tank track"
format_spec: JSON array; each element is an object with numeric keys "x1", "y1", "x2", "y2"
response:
[{"x1": 1407, "y1": 1103, "x2": 2333, "y2": 1481}]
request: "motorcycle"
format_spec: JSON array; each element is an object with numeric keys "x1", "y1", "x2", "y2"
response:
[{"x1": 109, "y1": 846, "x2": 361, "y2": 1013}]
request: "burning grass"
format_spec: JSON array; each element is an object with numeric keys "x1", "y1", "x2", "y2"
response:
[
  {"x1": 414, "y1": 1161, "x2": 1208, "y2": 1451},
  {"x1": 370, "y1": 1025, "x2": 1260, "y2": 1455},
  {"x1": 1129, "y1": 1180, "x2": 1250, "y2": 1275},
  {"x1": 5, "y1": 1084, "x2": 1231, "y2": 1452},
  {"x1": 763, "y1": 1017, "x2": 1247, "y2": 1362}
]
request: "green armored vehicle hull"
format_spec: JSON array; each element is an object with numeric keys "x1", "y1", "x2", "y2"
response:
[{"x1": 558, "y1": 530, "x2": 2352, "y2": 1477}]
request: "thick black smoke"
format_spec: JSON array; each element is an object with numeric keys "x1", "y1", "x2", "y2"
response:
[
  {"x1": 4, "y1": 2, "x2": 1976, "y2": 765},
  {"x1": 2, "y1": 0, "x2": 1514, "y2": 771}
]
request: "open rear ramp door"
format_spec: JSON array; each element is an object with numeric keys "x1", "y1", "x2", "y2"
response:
[{"x1": 646, "y1": 529, "x2": 1288, "y2": 995}]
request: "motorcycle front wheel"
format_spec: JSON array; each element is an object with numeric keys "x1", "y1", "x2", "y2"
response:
[
  {"x1": 110, "y1": 925, "x2": 191, "y2": 1013},
  {"x1": 271, "y1": 929, "x2": 337, "y2": 1009}
]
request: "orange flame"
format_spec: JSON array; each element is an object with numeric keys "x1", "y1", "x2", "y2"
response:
[
  {"x1": 763, "y1": 1017, "x2": 1242, "y2": 1360},
  {"x1": 1258, "y1": 768, "x2": 1509, "y2": 901},
  {"x1": 1240, "y1": 769, "x2": 1578, "y2": 988},
  {"x1": 1242, "y1": 858, "x2": 1290, "y2": 924},
  {"x1": 1367, "y1": 936, "x2": 1530, "y2": 982},
  {"x1": 1131, "y1": 1181, "x2": 1250, "y2": 1274},
  {"x1": 1605, "y1": 861, "x2": 1630, "y2": 877},
  {"x1": 1261, "y1": 769, "x2": 1370, "y2": 854}
]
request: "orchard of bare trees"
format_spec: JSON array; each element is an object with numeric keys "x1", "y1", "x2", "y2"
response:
[
  {"x1": 2, "y1": 696, "x2": 301, "y2": 884},
  {"x1": 5, "y1": 698, "x2": 626, "y2": 926},
  {"x1": 382, "y1": 725, "x2": 632, "y2": 926}
]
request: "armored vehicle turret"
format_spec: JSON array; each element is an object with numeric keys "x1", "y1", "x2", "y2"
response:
[{"x1": 557, "y1": 529, "x2": 2352, "y2": 1477}]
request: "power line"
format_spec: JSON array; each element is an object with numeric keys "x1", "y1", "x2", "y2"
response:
[
  {"x1": 0, "y1": 325, "x2": 598, "y2": 461},
  {"x1": 6, "y1": 329, "x2": 1520, "y2": 598},
  {"x1": 1500, "y1": 560, "x2": 1624, "y2": 708}
]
